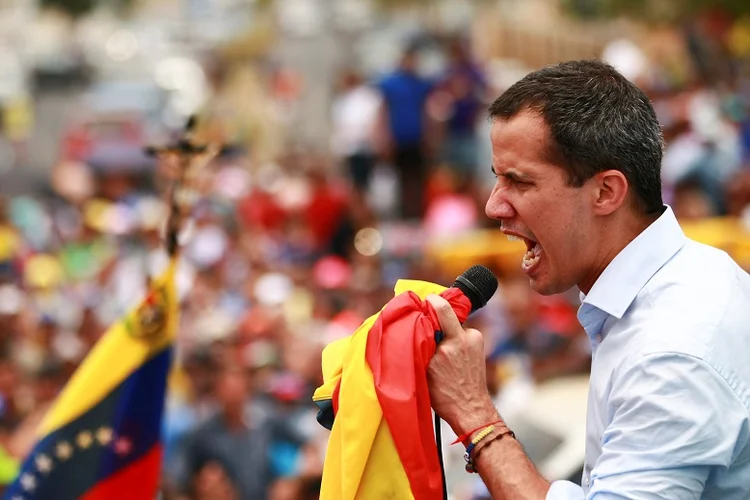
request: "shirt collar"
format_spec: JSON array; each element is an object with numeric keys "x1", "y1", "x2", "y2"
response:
[{"x1": 579, "y1": 205, "x2": 686, "y2": 321}]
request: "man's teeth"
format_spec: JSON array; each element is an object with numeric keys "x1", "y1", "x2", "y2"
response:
[
  {"x1": 506, "y1": 234, "x2": 542, "y2": 264},
  {"x1": 522, "y1": 243, "x2": 542, "y2": 265}
]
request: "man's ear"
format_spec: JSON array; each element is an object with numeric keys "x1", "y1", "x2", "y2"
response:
[{"x1": 590, "y1": 170, "x2": 629, "y2": 215}]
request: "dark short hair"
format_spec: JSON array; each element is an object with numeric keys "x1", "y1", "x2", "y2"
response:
[{"x1": 489, "y1": 59, "x2": 664, "y2": 214}]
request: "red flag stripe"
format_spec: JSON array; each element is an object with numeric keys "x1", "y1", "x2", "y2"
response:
[{"x1": 80, "y1": 445, "x2": 163, "y2": 500}]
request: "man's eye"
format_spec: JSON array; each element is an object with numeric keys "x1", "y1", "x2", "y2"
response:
[{"x1": 507, "y1": 176, "x2": 532, "y2": 187}]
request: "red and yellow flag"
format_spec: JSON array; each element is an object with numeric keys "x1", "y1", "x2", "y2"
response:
[{"x1": 313, "y1": 279, "x2": 471, "y2": 500}]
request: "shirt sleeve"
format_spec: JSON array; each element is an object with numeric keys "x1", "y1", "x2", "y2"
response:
[
  {"x1": 546, "y1": 480, "x2": 584, "y2": 499},
  {"x1": 546, "y1": 352, "x2": 747, "y2": 499}
]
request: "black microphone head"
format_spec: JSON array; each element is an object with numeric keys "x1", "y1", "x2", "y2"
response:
[{"x1": 452, "y1": 265, "x2": 498, "y2": 313}]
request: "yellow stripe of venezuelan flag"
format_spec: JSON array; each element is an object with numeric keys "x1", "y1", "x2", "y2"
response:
[{"x1": 38, "y1": 258, "x2": 180, "y2": 436}]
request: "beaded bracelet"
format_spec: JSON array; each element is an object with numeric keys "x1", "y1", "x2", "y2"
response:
[
  {"x1": 451, "y1": 419, "x2": 503, "y2": 446},
  {"x1": 463, "y1": 424, "x2": 495, "y2": 471},
  {"x1": 464, "y1": 426, "x2": 516, "y2": 473}
]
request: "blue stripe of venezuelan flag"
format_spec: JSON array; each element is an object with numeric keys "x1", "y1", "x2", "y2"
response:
[{"x1": 3, "y1": 260, "x2": 179, "y2": 500}]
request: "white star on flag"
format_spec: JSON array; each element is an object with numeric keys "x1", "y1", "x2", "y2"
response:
[
  {"x1": 76, "y1": 431, "x2": 93, "y2": 449},
  {"x1": 96, "y1": 427, "x2": 114, "y2": 446},
  {"x1": 20, "y1": 473, "x2": 36, "y2": 492},
  {"x1": 114, "y1": 437, "x2": 132, "y2": 456},
  {"x1": 56, "y1": 441, "x2": 73, "y2": 461},
  {"x1": 35, "y1": 454, "x2": 52, "y2": 474}
]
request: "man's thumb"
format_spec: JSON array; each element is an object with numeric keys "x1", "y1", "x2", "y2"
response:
[{"x1": 426, "y1": 294, "x2": 464, "y2": 340}]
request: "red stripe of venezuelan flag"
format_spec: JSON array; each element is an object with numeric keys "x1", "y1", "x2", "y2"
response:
[
  {"x1": 314, "y1": 280, "x2": 471, "y2": 500},
  {"x1": 80, "y1": 446, "x2": 163, "y2": 500},
  {"x1": 3, "y1": 259, "x2": 179, "y2": 500}
]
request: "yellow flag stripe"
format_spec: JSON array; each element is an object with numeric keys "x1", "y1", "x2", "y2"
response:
[
  {"x1": 357, "y1": 421, "x2": 413, "y2": 500},
  {"x1": 38, "y1": 259, "x2": 179, "y2": 436}
]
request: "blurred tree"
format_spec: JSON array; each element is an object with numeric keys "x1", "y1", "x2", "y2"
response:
[
  {"x1": 40, "y1": 0, "x2": 95, "y2": 17},
  {"x1": 562, "y1": 0, "x2": 750, "y2": 23},
  {"x1": 39, "y1": 0, "x2": 134, "y2": 18},
  {"x1": 371, "y1": 0, "x2": 494, "y2": 11}
]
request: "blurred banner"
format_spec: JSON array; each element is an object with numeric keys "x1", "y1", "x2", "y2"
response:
[{"x1": 3, "y1": 258, "x2": 179, "y2": 500}]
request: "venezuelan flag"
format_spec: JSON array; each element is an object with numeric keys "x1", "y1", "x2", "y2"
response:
[
  {"x1": 313, "y1": 279, "x2": 472, "y2": 500},
  {"x1": 3, "y1": 258, "x2": 179, "y2": 500}
]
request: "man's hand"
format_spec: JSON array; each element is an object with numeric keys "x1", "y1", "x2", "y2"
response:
[
  {"x1": 426, "y1": 294, "x2": 499, "y2": 435},
  {"x1": 426, "y1": 295, "x2": 551, "y2": 499}
]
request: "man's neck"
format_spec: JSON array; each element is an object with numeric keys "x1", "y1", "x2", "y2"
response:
[{"x1": 579, "y1": 211, "x2": 660, "y2": 295}]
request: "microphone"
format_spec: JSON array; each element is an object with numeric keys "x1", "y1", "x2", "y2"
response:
[
  {"x1": 435, "y1": 265, "x2": 498, "y2": 343},
  {"x1": 452, "y1": 265, "x2": 498, "y2": 314}
]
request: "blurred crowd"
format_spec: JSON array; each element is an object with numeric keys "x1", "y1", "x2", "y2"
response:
[{"x1": 0, "y1": 19, "x2": 749, "y2": 500}]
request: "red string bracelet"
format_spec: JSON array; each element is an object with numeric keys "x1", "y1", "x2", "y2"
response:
[{"x1": 451, "y1": 419, "x2": 503, "y2": 446}]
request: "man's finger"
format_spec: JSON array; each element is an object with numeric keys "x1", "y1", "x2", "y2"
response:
[
  {"x1": 426, "y1": 294, "x2": 465, "y2": 339},
  {"x1": 465, "y1": 328, "x2": 485, "y2": 349}
]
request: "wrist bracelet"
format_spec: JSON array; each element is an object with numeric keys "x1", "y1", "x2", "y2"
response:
[
  {"x1": 464, "y1": 426, "x2": 516, "y2": 474},
  {"x1": 452, "y1": 418, "x2": 503, "y2": 446}
]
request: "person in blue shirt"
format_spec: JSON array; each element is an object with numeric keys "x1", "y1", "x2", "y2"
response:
[
  {"x1": 434, "y1": 38, "x2": 489, "y2": 181},
  {"x1": 376, "y1": 45, "x2": 435, "y2": 219},
  {"x1": 425, "y1": 60, "x2": 750, "y2": 499}
]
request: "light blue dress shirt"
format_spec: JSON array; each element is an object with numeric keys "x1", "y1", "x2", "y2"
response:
[{"x1": 547, "y1": 206, "x2": 750, "y2": 499}]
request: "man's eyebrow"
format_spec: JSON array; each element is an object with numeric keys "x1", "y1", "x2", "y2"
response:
[{"x1": 492, "y1": 165, "x2": 534, "y2": 182}]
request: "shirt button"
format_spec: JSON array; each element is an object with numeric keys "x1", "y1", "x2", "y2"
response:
[
  {"x1": 595, "y1": 334, "x2": 602, "y2": 343},
  {"x1": 584, "y1": 476, "x2": 590, "y2": 486}
]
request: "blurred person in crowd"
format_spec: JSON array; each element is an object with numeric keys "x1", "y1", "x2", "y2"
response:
[
  {"x1": 726, "y1": 168, "x2": 750, "y2": 216},
  {"x1": 76, "y1": 307, "x2": 103, "y2": 352},
  {"x1": 1, "y1": 93, "x2": 33, "y2": 168},
  {"x1": 0, "y1": 346, "x2": 20, "y2": 493},
  {"x1": 677, "y1": 79, "x2": 743, "y2": 212},
  {"x1": 8, "y1": 359, "x2": 65, "y2": 461},
  {"x1": 276, "y1": 215, "x2": 317, "y2": 271},
  {"x1": 162, "y1": 348, "x2": 220, "y2": 491},
  {"x1": 301, "y1": 162, "x2": 350, "y2": 256},
  {"x1": 429, "y1": 37, "x2": 489, "y2": 184},
  {"x1": 0, "y1": 199, "x2": 21, "y2": 281},
  {"x1": 488, "y1": 276, "x2": 588, "y2": 386},
  {"x1": 376, "y1": 44, "x2": 436, "y2": 220},
  {"x1": 0, "y1": 286, "x2": 23, "y2": 348},
  {"x1": 423, "y1": 169, "x2": 481, "y2": 240},
  {"x1": 670, "y1": 176, "x2": 719, "y2": 219},
  {"x1": 15, "y1": 315, "x2": 59, "y2": 376},
  {"x1": 189, "y1": 460, "x2": 239, "y2": 500},
  {"x1": 425, "y1": 60, "x2": 750, "y2": 498},
  {"x1": 330, "y1": 69, "x2": 382, "y2": 196},
  {"x1": 173, "y1": 363, "x2": 309, "y2": 500},
  {"x1": 0, "y1": 347, "x2": 20, "y2": 434}
]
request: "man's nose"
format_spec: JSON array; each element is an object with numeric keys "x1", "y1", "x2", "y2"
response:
[{"x1": 485, "y1": 192, "x2": 516, "y2": 220}]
